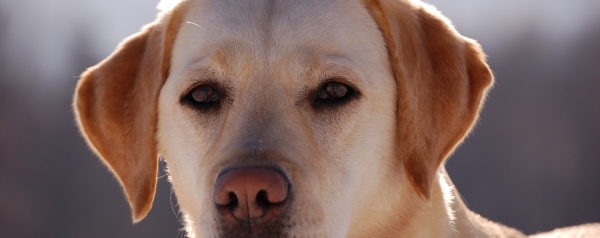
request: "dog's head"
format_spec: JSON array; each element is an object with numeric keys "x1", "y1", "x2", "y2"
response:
[{"x1": 74, "y1": 0, "x2": 492, "y2": 237}]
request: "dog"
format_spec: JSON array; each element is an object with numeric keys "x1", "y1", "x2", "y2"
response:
[{"x1": 73, "y1": 0, "x2": 600, "y2": 237}]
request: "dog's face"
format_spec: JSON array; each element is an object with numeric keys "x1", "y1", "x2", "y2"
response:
[
  {"x1": 158, "y1": 0, "x2": 397, "y2": 236},
  {"x1": 74, "y1": 0, "x2": 493, "y2": 237}
]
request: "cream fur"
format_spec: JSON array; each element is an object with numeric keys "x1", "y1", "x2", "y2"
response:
[{"x1": 74, "y1": 0, "x2": 599, "y2": 237}]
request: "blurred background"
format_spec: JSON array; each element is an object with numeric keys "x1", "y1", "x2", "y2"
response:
[{"x1": 0, "y1": 0, "x2": 598, "y2": 237}]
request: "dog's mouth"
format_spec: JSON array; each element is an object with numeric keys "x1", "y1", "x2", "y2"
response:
[{"x1": 216, "y1": 211, "x2": 291, "y2": 238}]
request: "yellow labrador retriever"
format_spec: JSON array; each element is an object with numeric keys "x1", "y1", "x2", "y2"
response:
[{"x1": 73, "y1": 0, "x2": 600, "y2": 237}]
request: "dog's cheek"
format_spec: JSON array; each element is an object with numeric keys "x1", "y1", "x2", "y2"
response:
[
  {"x1": 298, "y1": 106, "x2": 366, "y2": 235},
  {"x1": 156, "y1": 86, "x2": 220, "y2": 235},
  {"x1": 333, "y1": 81, "x2": 398, "y2": 233}
]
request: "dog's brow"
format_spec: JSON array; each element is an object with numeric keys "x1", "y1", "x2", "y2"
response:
[
  {"x1": 176, "y1": 66, "x2": 219, "y2": 94},
  {"x1": 317, "y1": 64, "x2": 363, "y2": 87}
]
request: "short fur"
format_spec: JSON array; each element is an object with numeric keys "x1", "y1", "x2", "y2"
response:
[{"x1": 74, "y1": 0, "x2": 600, "y2": 237}]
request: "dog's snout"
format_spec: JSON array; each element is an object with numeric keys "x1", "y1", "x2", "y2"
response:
[{"x1": 214, "y1": 167, "x2": 289, "y2": 220}]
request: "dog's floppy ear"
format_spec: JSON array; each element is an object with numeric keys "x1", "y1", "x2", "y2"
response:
[
  {"x1": 73, "y1": 10, "x2": 184, "y2": 222},
  {"x1": 364, "y1": 0, "x2": 493, "y2": 199}
]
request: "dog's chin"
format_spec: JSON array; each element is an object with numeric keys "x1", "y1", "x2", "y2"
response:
[
  {"x1": 198, "y1": 200, "x2": 291, "y2": 238},
  {"x1": 216, "y1": 215, "x2": 290, "y2": 238}
]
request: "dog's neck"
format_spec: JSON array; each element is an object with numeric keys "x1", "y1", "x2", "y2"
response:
[
  {"x1": 375, "y1": 166, "x2": 527, "y2": 238},
  {"x1": 439, "y1": 167, "x2": 527, "y2": 238}
]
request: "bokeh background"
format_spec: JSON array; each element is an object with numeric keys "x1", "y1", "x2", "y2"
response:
[{"x1": 0, "y1": 0, "x2": 599, "y2": 237}]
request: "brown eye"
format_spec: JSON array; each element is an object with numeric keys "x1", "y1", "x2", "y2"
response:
[
  {"x1": 312, "y1": 81, "x2": 357, "y2": 109},
  {"x1": 319, "y1": 82, "x2": 349, "y2": 100},
  {"x1": 183, "y1": 84, "x2": 222, "y2": 110},
  {"x1": 190, "y1": 85, "x2": 219, "y2": 103}
]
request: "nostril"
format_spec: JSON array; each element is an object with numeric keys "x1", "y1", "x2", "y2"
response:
[
  {"x1": 255, "y1": 190, "x2": 270, "y2": 208},
  {"x1": 215, "y1": 189, "x2": 238, "y2": 207},
  {"x1": 227, "y1": 192, "x2": 238, "y2": 208}
]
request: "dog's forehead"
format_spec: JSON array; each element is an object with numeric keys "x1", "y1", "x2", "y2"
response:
[{"x1": 168, "y1": 0, "x2": 390, "y2": 86}]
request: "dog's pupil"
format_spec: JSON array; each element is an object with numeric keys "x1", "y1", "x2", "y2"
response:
[
  {"x1": 191, "y1": 85, "x2": 216, "y2": 103},
  {"x1": 325, "y1": 83, "x2": 348, "y2": 99}
]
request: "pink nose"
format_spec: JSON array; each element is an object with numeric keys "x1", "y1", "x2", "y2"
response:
[{"x1": 213, "y1": 167, "x2": 289, "y2": 220}]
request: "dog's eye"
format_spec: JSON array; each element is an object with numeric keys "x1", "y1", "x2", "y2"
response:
[
  {"x1": 191, "y1": 85, "x2": 218, "y2": 103},
  {"x1": 312, "y1": 81, "x2": 357, "y2": 109},
  {"x1": 318, "y1": 82, "x2": 349, "y2": 100},
  {"x1": 184, "y1": 84, "x2": 220, "y2": 108}
]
